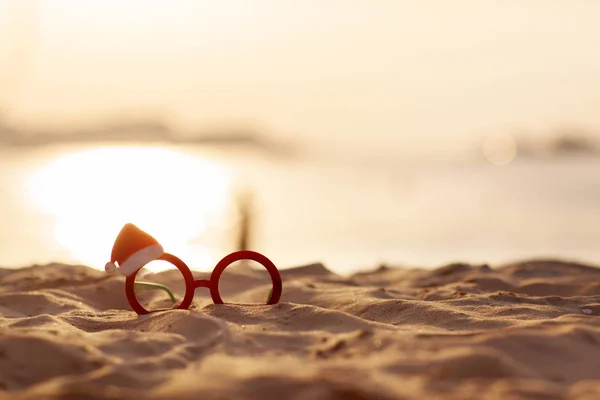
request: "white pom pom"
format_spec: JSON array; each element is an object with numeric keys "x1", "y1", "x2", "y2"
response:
[{"x1": 105, "y1": 262, "x2": 118, "y2": 274}]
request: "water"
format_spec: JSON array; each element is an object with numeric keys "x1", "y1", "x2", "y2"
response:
[{"x1": 2, "y1": 143, "x2": 600, "y2": 274}]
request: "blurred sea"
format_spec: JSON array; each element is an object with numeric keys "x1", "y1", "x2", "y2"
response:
[{"x1": 1, "y1": 143, "x2": 600, "y2": 274}]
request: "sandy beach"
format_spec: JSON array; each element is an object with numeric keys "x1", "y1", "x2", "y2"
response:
[
  {"x1": 3, "y1": 1, "x2": 600, "y2": 399},
  {"x1": 2, "y1": 260, "x2": 600, "y2": 399}
]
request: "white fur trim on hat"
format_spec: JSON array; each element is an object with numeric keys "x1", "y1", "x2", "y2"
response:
[{"x1": 119, "y1": 244, "x2": 164, "y2": 277}]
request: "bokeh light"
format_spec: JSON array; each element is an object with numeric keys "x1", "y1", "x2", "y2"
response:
[{"x1": 482, "y1": 132, "x2": 518, "y2": 165}]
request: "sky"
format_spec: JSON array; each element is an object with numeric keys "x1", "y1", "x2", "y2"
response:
[{"x1": 1, "y1": 0, "x2": 599, "y2": 159}]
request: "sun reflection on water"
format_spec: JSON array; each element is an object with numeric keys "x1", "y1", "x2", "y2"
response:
[{"x1": 25, "y1": 146, "x2": 232, "y2": 272}]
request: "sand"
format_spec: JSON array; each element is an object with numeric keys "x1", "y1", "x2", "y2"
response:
[{"x1": 2, "y1": 259, "x2": 600, "y2": 399}]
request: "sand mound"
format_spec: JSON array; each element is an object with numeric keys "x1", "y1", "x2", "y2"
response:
[{"x1": 2, "y1": 259, "x2": 600, "y2": 399}]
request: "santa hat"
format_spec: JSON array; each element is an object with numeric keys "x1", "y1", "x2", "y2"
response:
[{"x1": 105, "y1": 223, "x2": 164, "y2": 276}]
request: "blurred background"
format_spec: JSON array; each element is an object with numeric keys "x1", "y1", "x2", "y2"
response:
[{"x1": 1, "y1": 0, "x2": 600, "y2": 274}]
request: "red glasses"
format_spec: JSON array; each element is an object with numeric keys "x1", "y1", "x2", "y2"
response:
[{"x1": 105, "y1": 223, "x2": 283, "y2": 315}]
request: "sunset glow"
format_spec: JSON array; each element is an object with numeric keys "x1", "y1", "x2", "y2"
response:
[{"x1": 25, "y1": 146, "x2": 231, "y2": 272}]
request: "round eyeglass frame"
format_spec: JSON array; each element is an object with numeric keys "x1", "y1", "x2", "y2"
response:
[{"x1": 125, "y1": 250, "x2": 283, "y2": 315}]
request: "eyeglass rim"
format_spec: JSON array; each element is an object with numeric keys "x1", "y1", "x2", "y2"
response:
[{"x1": 125, "y1": 250, "x2": 283, "y2": 315}]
